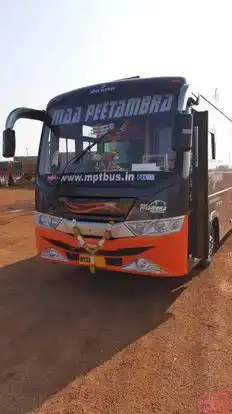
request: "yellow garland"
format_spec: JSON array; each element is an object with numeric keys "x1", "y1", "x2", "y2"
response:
[{"x1": 72, "y1": 219, "x2": 114, "y2": 273}]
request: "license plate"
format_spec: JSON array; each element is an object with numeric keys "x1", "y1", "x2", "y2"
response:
[{"x1": 79, "y1": 254, "x2": 106, "y2": 268}]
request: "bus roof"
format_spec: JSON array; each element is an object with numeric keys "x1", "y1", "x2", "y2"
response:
[{"x1": 47, "y1": 76, "x2": 187, "y2": 109}]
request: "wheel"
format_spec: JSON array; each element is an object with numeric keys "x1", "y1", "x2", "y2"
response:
[{"x1": 199, "y1": 224, "x2": 217, "y2": 269}]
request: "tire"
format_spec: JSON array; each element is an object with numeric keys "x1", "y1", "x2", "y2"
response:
[{"x1": 199, "y1": 224, "x2": 217, "y2": 269}]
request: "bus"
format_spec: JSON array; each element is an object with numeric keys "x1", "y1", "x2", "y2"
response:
[{"x1": 2, "y1": 76, "x2": 232, "y2": 276}]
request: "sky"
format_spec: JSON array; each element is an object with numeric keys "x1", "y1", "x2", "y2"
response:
[{"x1": 0, "y1": 0, "x2": 232, "y2": 158}]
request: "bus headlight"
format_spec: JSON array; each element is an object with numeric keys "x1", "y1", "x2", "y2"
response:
[
  {"x1": 137, "y1": 258, "x2": 150, "y2": 271},
  {"x1": 36, "y1": 213, "x2": 62, "y2": 229},
  {"x1": 123, "y1": 258, "x2": 167, "y2": 274},
  {"x1": 41, "y1": 248, "x2": 67, "y2": 261},
  {"x1": 125, "y1": 216, "x2": 184, "y2": 236}
]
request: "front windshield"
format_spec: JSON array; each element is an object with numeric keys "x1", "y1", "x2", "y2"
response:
[
  {"x1": 39, "y1": 118, "x2": 177, "y2": 170},
  {"x1": 39, "y1": 92, "x2": 181, "y2": 185}
]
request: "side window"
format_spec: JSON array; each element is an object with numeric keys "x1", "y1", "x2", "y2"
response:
[
  {"x1": 58, "y1": 138, "x2": 76, "y2": 167},
  {"x1": 83, "y1": 141, "x2": 96, "y2": 152},
  {"x1": 153, "y1": 127, "x2": 173, "y2": 154},
  {"x1": 39, "y1": 127, "x2": 56, "y2": 174},
  {"x1": 150, "y1": 127, "x2": 176, "y2": 171},
  {"x1": 59, "y1": 137, "x2": 75, "y2": 153}
]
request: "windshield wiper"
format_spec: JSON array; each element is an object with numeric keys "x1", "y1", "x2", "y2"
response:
[{"x1": 54, "y1": 128, "x2": 116, "y2": 191}]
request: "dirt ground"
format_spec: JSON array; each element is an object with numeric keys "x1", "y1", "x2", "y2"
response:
[{"x1": 0, "y1": 188, "x2": 232, "y2": 413}]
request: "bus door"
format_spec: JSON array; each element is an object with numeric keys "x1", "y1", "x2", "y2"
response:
[{"x1": 189, "y1": 110, "x2": 209, "y2": 261}]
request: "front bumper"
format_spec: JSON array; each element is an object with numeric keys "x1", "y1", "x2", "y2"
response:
[{"x1": 35, "y1": 212, "x2": 189, "y2": 277}]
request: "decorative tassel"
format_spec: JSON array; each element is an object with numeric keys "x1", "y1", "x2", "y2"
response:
[
  {"x1": 73, "y1": 226, "x2": 81, "y2": 238},
  {"x1": 98, "y1": 238, "x2": 105, "y2": 247},
  {"x1": 103, "y1": 220, "x2": 115, "y2": 240},
  {"x1": 77, "y1": 235, "x2": 85, "y2": 246},
  {"x1": 104, "y1": 230, "x2": 111, "y2": 240},
  {"x1": 90, "y1": 256, "x2": 96, "y2": 273}
]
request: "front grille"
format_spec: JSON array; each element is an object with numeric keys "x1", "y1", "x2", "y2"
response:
[
  {"x1": 43, "y1": 237, "x2": 153, "y2": 257},
  {"x1": 105, "y1": 257, "x2": 122, "y2": 266},
  {"x1": 66, "y1": 252, "x2": 79, "y2": 261}
]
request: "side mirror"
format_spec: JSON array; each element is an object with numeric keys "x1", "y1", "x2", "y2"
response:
[
  {"x1": 172, "y1": 113, "x2": 193, "y2": 151},
  {"x1": 2, "y1": 129, "x2": 16, "y2": 158}
]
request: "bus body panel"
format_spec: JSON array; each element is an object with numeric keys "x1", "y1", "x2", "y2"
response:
[
  {"x1": 192, "y1": 96, "x2": 232, "y2": 242},
  {"x1": 33, "y1": 84, "x2": 232, "y2": 275},
  {"x1": 4, "y1": 76, "x2": 232, "y2": 278},
  {"x1": 35, "y1": 214, "x2": 189, "y2": 277}
]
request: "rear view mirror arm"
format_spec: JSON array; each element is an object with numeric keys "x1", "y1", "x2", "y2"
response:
[{"x1": 5, "y1": 108, "x2": 50, "y2": 130}]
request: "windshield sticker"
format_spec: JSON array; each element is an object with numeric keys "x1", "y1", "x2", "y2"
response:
[
  {"x1": 36, "y1": 213, "x2": 62, "y2": 229},
  {"x1": 92, "y1": 120, "x2": 131, "y2": 139},
  {"x1": 89, "y1": 84, "x2": 116, "y2": 94},
  {"x1": 47, "y1": 174, "x2": 58, "y2": 183},
  {"x1": 51, "y1": 171, "x2": 156, "y2": 185},
  {"x1": 132, "y1": 163, "x2": 161, "y2": 172},
  {"x1": 92, "y1": 152, "x2": 125, "y2": 172},
  {"x1": 140, "y1": 200, "x2": 167, "y2": 214},
  {"x1": 92, "y1": 122, "x2": 115, "y2": 137},
  {"x1": 50, "y1": 94, "x2": 174, "y2": 126}
]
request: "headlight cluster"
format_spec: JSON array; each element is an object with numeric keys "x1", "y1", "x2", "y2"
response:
[
  {"x1": 123, "y1": 258, "x2": 167, "y2": 274},
  {"x1": 36, "y1": 213, "x2": 62, "y2": 229},
  {"x1": 41, "y1": 248, "x2": 67, "y2": 261},
  {"x1": 125, "y1": 216, "x2": 184, "y2": 236}
]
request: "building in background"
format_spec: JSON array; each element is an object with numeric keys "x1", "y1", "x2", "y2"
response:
[
  {"x1": 0, "y1": 156, "x2": 37, "y2": 186},
  {"x1": 14, "y1": 156, "x2": 37, "y2": 181}
]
